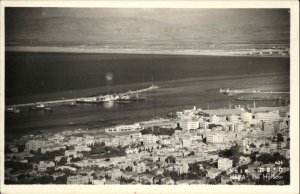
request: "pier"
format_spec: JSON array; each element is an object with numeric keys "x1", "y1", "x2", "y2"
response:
[
  {"x1": 7, "y1": 85, "x2": 159, "y2": 108},
  {"x1": 219, "y1": 88, "x2": 290, "y2": 96}
]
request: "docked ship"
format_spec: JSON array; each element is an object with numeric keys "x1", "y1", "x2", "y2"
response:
[
  {"x1": 29, "y1": 103, "x2": 53, "y2": 111},
  {"x1": 76, "y1": 93, "x2": 147, "y2": 104},
  {"x1": 76, "y1": 97, "x2": 103, "y2": 104}
]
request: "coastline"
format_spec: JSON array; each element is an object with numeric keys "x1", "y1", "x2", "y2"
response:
[
  {"x1": 5, "y1": 46, "x2": 290, "y2": 58},
  {"x1": 5, "y1": 72, "x2": 289, "y2": 137}
]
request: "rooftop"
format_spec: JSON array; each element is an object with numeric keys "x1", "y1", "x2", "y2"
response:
[
  {"x1": 202, "y1": 109, "x2": 246, "y2": 116},
  {"x1": 250, "y1": 106, "x2": 289, "y2": 113}
]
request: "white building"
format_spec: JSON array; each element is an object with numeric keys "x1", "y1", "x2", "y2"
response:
[
  {"x1": 206, "y1": 133, "x2": 224, "y2": 144},
  {"x1": 210, "y1": 115, "x2": 221, "y2": 124},
  {"x1": 132, "y1": 162, "x2": 146, "y2": 173},
  {"x1": 235, "y1": 123, "x2": 245, "y2": 132},
  {"x1": 218, "y1": 158, "x2": 233, "y2": 171},
  {"x1": 207, "y1": 168, "x2": 222, "y2": 179},
  {"x1": 75, "y1": 145, "x2": 91, "y2": 152},
  {"x1": 181, "y1": 134, "x2": 193, "y2": 148},
  {"x1": 37, "y1": 161, "x2": 55, "y2": 171},
  {"x1": 180, "y1": 120, "x2": 200, "y2": 131},
  {"x1": 142, "y1": 134, "x2": 159, "y2": 144},
  {"x1": 105, "y1": 123, "x2": 142, "y2": 133},
  {"x1": 173, "y1": 163, "x2": 189, "y2": 174},
  {"x1": 241, "y1": 112, "x2": 253, "y2": 122},
  {"x1": 92, "y1": 178, "x2": 106, "y2": 185},
  {"x1": 229, "y1": 114, "x2": 239, "y2": 123},
  {"x1": 65, "y1": 150, "x2": 77, "y2": 157},
  {"x1": 255, "y1": 112, "x2": 280, "y2": 122},
  {"x1": 125, "y1": 147, "x2": 139, "y2": 155}
]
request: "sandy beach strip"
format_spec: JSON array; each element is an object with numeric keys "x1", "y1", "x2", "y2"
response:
[{"x1": 5, "y1": 46, "x2": 289, "y2": 58}]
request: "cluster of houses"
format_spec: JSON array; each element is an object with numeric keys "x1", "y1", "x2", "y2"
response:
[{"x1": 5, "y1": 105, "x2": 290, "y2": 185}]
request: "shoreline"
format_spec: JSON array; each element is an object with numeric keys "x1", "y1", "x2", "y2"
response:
[
  {"x1": 5, "y1": 46, "x2": 290, "y2": 58},
  {"x1": 5, "y1": 73, "x2": 290, "y2": 138}
]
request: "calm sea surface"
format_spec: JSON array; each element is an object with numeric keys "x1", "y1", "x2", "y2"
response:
[{"x1": 5, "y1": 52, "x2": 290, "y2": 136}]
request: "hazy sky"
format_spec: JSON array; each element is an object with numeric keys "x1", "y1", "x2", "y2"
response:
[{"x1": 5, "y1": 8, "x2": 290, "y2": 47}]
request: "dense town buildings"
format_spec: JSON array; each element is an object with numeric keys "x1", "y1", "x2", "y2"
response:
[{"x1": 5, "y1": 105, "x2": 290, "y2": 185}]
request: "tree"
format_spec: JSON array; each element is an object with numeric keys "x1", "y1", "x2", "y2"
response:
[
  {"x1": 257, "y1": 153, "x2": 272, "y2": 164},
  {"x1": 220, "y1": 171, "x2": 226, "y2": 176},
  {"x1": 208, "y1": 179, "x2": 216, "y2": 185},
  {"x1": 277, "y1": 133, "x2": 284, "y2": 142},
  {"x1": 169, "y1": 171, "x2": 180, "y2": 181},
  {"x1": 188, "y1": 151, "x2": 195, "y2": 156},
  {"x1": 57, "y1": 157, "x2": 68, "y2": 165},
  {"x1": 39, "y1": 175, "x2": 54, "y2": 184},
  {"x1": 214, "y1": 175, "x2": 222, "y2": 184},
  {"x1": 249, "y1": 143, "x2": 256, "y2": 148},
  {"x1": 271, "y1": 153, "x2": 287, "y2": 163},
  {"x1": 5, "y1": 146, "x2": 12, "y2": 154},
  {"x1": 249, "y1": 153, "x2": 256, "y2": 162},
  {"x1": 218, "y1": 149, "x2": 233, "y2": 158},
  {"x1": 227, "y1": 181, "x2": 233, "y2": 185},
  {"x1": 232, "y1": 155, "x2": 240, "y2": 167},
  {"x1": 5, "y1": 161, "x2": 33, "y2": 171},
  {"x1": 46, "y1": 167, "x2": 56, "y2": 175},
  {"x1": 54, "y1": 176, "x2": 67, "y2": 184},
  {"x1": 70, "y1": 157, "x2": 82, "y2": 162},
  {"x1": 17, "y1": 174, "x2": 25, "y2": 181},
  {"x1": 17, "y1": 144, "x2": 25, "y2": 152}
]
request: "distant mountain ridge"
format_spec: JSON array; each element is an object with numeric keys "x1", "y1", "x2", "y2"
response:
[{"x1": 5, "y1": 8, "x2": 290, "y2": 50}]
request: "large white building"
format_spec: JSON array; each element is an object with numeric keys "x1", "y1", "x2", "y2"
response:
[
  {"x1": 75, "y1": 145, "x2": 91, "y2": 152},
  {"x1": 235, "y1": 122, "x2": 245, "y2": 132},
  {"x1": 241, "y1": 112, "x2": 253, "y2": 122},
  {"x1": 141, "y1": 134, "x2": 159, "y2": 144},
  {"x1": 210, "y1": 115, "x2": 221, "y2": 124},
  {"x1": 65, "y1": 150, "x2": 77, "y2": 157},
  {"x1": 181, "y1": 134, "x2": 193, "y2": 148},
  {"x1": 180, "y1": 120, "x2": 200, "y2": 131},
  {"x1": 206, "y1": 133, "x2": 224, "y2": 144},
  {"x1": 255, "y1": 111, "x2": 280, "y2": 122},
  {"x1": 218, "y1": 158, "x2": 233, "y2": 170},
  {"x1": 105, "y1": 123, "x2": 142, "y2": 133},
  {"x1": 229, "y1": 114, "x2": 239, "y2": 123},
  {"x1": 125, "y1": 147, "x2": 139, "y2": 155}
]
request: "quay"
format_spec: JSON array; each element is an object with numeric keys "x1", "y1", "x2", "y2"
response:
[{"x1": 7, "y1": 84, "x2": 159, "y2": 108}]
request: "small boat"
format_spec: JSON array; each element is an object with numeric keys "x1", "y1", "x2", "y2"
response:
[
  {"x1": 69, "y1": 102, "x2": 76, "y2": 107},
  {"x1": 76, "y1": 97, "x2": 103, "y2": 104},
  {"x1": 5, "y1": 106, "x2": 20, "y2": 113},
  {"x1": 36, "y1": 104, "x2": 45, "y2": 109},
  {"x1": 45, "y1": 107, "x2": 53, "y2": 111}
]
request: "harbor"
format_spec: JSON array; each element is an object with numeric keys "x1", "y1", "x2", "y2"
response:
[{"x1": 5, "y1": 84, "x2": 159, "y2": 111}]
